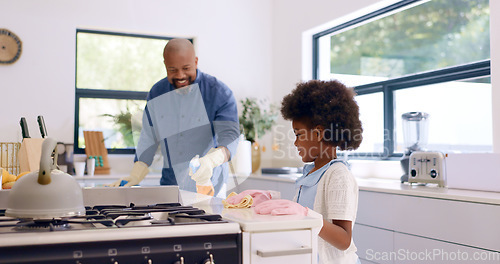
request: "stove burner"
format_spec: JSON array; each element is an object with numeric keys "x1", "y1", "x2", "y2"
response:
[
  {"x1": 15, "y1": 219, "x2": 71, "y2": 231},
  {"x1": 0, "y1": 203, "x2": 227, "y2": 233},
  {"x1": 114, "y1": 215, "x2": 154, "y2": 226}
]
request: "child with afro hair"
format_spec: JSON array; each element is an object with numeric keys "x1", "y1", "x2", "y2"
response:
[{"x1": 281, "y1": 79, "x2": 363, "y2": 264}]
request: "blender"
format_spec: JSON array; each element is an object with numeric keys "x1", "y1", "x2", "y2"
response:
[{"x1": 400, "y1": 112, "x2": 429, "y2": 183}]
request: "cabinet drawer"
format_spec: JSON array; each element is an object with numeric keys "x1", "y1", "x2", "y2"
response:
[
  {"x1": 248, "y1": 230, "x2": 314, "y2": 264},
  {"x1": 394, "y1": 232, "x2": 500, "y2": 263},
  {"x1": 357, "y1": 190, "x2": 500, "y2": 251},
  {"x1": 354, "y1": 224, "x2": 394, "y2": 264}
]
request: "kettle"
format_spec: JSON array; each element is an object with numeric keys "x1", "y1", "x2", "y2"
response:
[{"x1": 6, "y1": 138, "x2": 85, "y2": 219}]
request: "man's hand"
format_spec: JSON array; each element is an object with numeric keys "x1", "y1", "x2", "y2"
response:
[
  {"x1": 107, "y1": 161, "x2": 149, "y2": 187},
  {"x1": 189, "y1": 147, "x2": 227, "y2": 186}
]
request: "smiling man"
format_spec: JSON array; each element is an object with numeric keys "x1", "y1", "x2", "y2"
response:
[
  {"x1": 164, "y1": 39, "x2": 198, "y2": 88},
  {"x1": 110, "y1": 39, "x2": 239, "y2": 198}
]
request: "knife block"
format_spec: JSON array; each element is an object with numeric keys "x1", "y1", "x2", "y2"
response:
[{"x1": 18, "y1": 138, "x2": 45, "y2": 173}]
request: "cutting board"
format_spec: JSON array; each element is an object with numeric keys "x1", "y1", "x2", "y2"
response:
[{"x1": 83, "y1": 131, "x2": 110, "y2": 174}]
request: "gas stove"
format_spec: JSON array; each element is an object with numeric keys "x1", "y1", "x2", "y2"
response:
[
  {"x1": 0, "y1": 186, "x2": 323, "y2": 264},
  {"x1": 0, "y1": 203, "x2": 228, "y2": 232},
  {"x1": 0, "y1": 186, "x2": 241, "y2": 264}
]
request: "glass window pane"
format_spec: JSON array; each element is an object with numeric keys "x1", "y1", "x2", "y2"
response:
[
  {"x1": 351, "y1": 92, "x2": 384, "y2": 154},
  {"x1": 76, "y1": 32, "x2": 168, "y2": 91},
  {"x1": 394, "y1": 77, "x2": 492, "y2": 153},
  {"x1": 78, "y1": 98, "x2": 146, "y2": 149},
  {"x1": 319, "y1": 0, "x2": 490, "y2": 84}
]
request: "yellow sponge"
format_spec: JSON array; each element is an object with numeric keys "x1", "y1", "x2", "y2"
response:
[
  {"x1": 222, "y1": 192, "x2": 254, "y2": 208},
  {"x1": 2, "y1": 169, "x2": 16, "y2": 184}
]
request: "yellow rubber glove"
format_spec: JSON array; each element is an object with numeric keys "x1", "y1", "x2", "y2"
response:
[
  {"x1": 189, "y1": 148, "x2": 225, "y2": 186},
  {"x1": 108, "y1": 161, "x2": 149, "y2": 187}
]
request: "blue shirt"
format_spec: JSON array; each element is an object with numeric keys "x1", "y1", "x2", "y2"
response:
[
  {"x1": 295, "y1": 159, "x2": 350, "y2": 209},
  {"x1": 135, "y1": 69, "x2": 239, "y2": 195}
]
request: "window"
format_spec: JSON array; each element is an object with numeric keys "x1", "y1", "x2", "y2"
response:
[
  {"x1": 394, "y1": 76, "x2": 492, "y2": 153},
  {"x1": 75, "y1": 30, "x2": 186, "y2": 154},
  {"x1": 313, "y1": 0, "x2": 491, "y2": 158}
]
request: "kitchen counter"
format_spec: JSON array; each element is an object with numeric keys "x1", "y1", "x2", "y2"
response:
[
  {"x1": 180, "y1": 190, "x2": 322, "y2": 264},
  {"x1": 355, "y1": 177, "x2": 500, "y2": 205},
  {"x1": 242, "y1": 172, "x2": 500, "y2": 206},
  {"x1": 6, "y1": 169, "x2": 499, "y2": 207},
  {"x1": 180, "y1": 189, "x2": 323, "y2": 233}
]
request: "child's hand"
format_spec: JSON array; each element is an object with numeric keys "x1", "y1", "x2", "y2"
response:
[{"x1": 253, "y1": 199, "x2": 308, "y2": 216}]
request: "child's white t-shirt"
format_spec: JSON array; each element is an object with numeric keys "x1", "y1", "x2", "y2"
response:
[{"x1": 314, "y1": 162, "x2": 359, "y2": 264}]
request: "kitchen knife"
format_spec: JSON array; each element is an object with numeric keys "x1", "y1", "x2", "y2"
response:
[
  {"x1": 20, "y1": 117, "x2": 30, "y2": 139},
  {"x1": 37, "y1": 115, "x2": 48, "y2": 138}
]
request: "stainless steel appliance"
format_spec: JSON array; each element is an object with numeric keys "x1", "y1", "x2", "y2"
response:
[
  {"x1": 408, "y1": 151, "x2": 446, "y2": 187},
  {"x1": 0, "y1": 186, "x2": 241, "y2": 264},
  {"x1": 400, "y1": 112, "x2": 429, "y2": 183}
]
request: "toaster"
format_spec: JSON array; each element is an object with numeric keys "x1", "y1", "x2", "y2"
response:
[{"x1": 408, "y1": 151, "x2": 446, "y2": 187}]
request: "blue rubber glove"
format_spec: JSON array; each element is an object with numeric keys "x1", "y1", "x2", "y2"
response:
[{"x1": 107, "y1": 161, "x2": 149, "y2": 187}]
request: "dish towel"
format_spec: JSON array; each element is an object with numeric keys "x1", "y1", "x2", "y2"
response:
[
  {"x1": 253, "y1": 199, "x2": 308, "y2": 216},
  {"x1": 222, "y1": 190, "x2": 280, "y2": 208}
]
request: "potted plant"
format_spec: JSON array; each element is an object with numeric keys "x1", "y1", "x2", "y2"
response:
[
  {"x1": 101, "y1": 103, "x2": 143, "y2": 149},
  {"x1": 239, "y1": 98, "x2": 278, "y2": 172}
]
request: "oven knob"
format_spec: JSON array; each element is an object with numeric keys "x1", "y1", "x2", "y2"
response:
[
  {"x1": 173, "y1": 256, "x2": 184, "y2": 264},
  {"x1": 201, "y1": 254, "x2": 214, "y2": 264}
]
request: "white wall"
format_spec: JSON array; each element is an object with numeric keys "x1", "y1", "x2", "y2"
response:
[{"x1": 0, "y1": 0, "x2": 273, "y2": 144}]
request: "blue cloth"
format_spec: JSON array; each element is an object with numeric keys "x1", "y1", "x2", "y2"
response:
[
  {"x1": 135, "y1": 69, "x2": 239, "y2": 195},
  {"x1": 295, "y1": 159, "x2": 350, "y2": 209}
]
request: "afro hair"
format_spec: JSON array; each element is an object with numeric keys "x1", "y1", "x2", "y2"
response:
[{"x1": 281, "y1": 79, "x2": 363, "y2": 150}]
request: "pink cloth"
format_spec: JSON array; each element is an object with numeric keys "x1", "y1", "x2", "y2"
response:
[
  {"x1": 226, "y1": 190, "x2": 272, "y2": 206},
  {"x1": 253, "y1": 199, "x2": 308, "y2": 216}
]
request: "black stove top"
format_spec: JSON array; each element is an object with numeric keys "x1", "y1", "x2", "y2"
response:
[{"x1": 0, "y1": 203, "x2": 226, "y2": 233}]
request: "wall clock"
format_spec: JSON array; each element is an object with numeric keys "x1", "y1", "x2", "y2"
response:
[{"x1": 0, "y1": 29, "x2": 22, "y2": 64}]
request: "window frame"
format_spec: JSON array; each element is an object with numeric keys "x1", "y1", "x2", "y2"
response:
[
  {"x1": 74, "y1": 29, "x2": 188, "y2": 155},
  {"x1": 312, "y1": 0, "x2": 491, "y2": 159}
]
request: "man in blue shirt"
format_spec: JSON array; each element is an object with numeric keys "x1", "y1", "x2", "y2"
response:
[{"x1": 110, "y1": 39, "x2": 239, "y2": 197}]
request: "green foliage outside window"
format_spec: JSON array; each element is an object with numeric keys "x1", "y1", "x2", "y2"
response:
[{"x1": 330, "y1": 0, "x2": 490, "y2": 79}]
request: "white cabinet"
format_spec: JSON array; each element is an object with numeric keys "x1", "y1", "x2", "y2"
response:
[
  {"x1": 356, "y1": 224, "x2": 500, "y2": 264},
  {"x1": 393, "y1": 232, "x2": 500, "y2": 264},
  {"x1": 355, "y1": 190, "x2": 500, "y2": 264},
  {"x1": 354, "y1": 224, "x2": 394, "y2": 264},
  {"x1": 243, "y1": 229, "x2": 315, "y2": 264}
]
